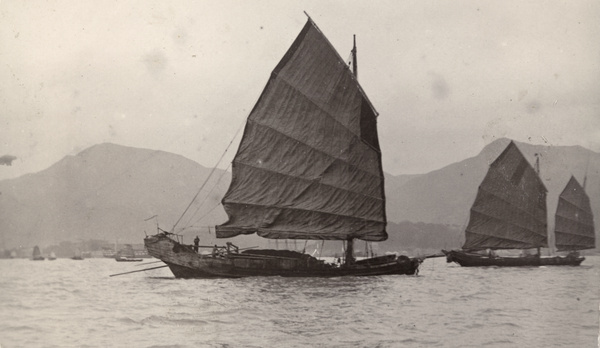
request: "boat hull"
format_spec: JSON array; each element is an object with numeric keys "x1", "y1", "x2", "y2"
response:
[
  {"x1": 144, "y1": 233, "x2": 421, "y2": 278},
  {"x1": 442, "y1": 250, "x2": 585, "y2": 267}
]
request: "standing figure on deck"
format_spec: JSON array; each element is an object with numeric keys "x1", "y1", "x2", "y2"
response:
[{"x1": 193, "y1": 236, "x2": 200, "y2": 253}]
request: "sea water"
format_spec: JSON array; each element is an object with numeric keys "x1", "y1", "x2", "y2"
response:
[{"x1": 0, "y1": 256, "x2": 598, "y2": 347}]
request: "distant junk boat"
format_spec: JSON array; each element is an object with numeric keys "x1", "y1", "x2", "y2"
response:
[
  {"x1": 443, "y1": 141, "x2": 595, "y2": 267},
  {"x1": 144, "y1": 15, "x2": 422, "y2": 278},
  {"x1": 115, "y1": 244, "x2": 143, "y2": 262},
  {"x1": 32, "y1": 245, "x2": 45, "y2": 261},
  {"x1": 553, "y1": 175, "x2": 596, "y2": 257},
  {"x1": 71, "y1": 249, "x2": 84, "y2": 260}
]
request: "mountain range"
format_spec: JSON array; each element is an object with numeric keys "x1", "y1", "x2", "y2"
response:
[{"x1": 0, "y1": 138, "x2": 598, "y2": 253}]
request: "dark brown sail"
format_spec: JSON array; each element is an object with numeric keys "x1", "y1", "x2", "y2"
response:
[
  {"x1": 462, "y1": 141, "x2": 548, "y2": 250},
  {"x1": 554, "y1": 176, "x2": 596, "y2": 251},
  {"x1": 216, "y1": 19, "x2": 386, "y2": 242}
]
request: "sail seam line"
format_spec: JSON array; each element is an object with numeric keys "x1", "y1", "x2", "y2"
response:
[
  {"x1": 257, "y1": 230, "x2": 384, "y2": 241},
  {"x1": 468, "y1": 207, "x2": 547, "y2": 233},
  {"x1": 476, "y1": 186, "x2": 546, "y2": 221},
  {"x1": 555, "y1": 242, "x2": 595, "y2": 248},
  {"x1": 493, "y1": 142, "x2": 547, "y2": 192},
  {"x1": 232, "y1": 160, "x2": 384, "y2": 201},
  {"x1": 248, "y1": 118, "x2": 374, "y2": 172},
  {"x1": 269, "y1": 75, "x2": 363, "y2": 139},
  {"x1": 559, "y1": 198, "x2": 591, "y2": 210},
  {"x1": 554, "y1": 229, "x2": 596, "y2": 238},
  {"x1": 555, "y1": 213, "x2": 594, "y2": 224},
  {"x1": 464, "y1": 232, "x2": 547, "y2": 249},
  {"x1": 223, "y1": 200, "x2": 384, "y2": 224},
  {"x1": 247, "y1": 119, "x2": 380, "y2": 179},
  {"x1": 303, "y1": 17, "x2": 379, "y2": 117},
  {"x1": 466, "y1": 219, "x2": 547, "y2": 240},
  {"x1": 465, "y1": 228, "x2": 547, "y2": 241},
  {"x1": 554, "y1": 215, "x2": 595, "y2": 228},
  {"x1": 270, "y1": 74, "x2": 381, "y2": 153},
  {"x1": 556, "y1": 198, "x2": 593, "y2": 219},
  {"x1": 466, "y1": 212, "x2": 547, "y2": 239}
]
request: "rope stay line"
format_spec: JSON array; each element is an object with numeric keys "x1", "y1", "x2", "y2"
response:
[
  {"x1": 170, "y1": 119, "x2": 246, "y2": 233},
  {"x1": 179, "y1": 161, "x2": 233, "y2": 233}
]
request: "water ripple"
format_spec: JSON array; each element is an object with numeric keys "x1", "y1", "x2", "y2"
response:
[{"x1": 0, "y1": 257, "x2": 597, "y2": 347}]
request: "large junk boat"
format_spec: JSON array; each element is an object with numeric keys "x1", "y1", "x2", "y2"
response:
[
  {"x1": 144, "y1": 16, "x2": 421, "y2": 278},
  {"x1": 443, "y1": 141, "x2": 595, "y2": 267}
]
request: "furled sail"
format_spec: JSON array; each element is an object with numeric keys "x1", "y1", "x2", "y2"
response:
[
  {"x1": 462, "y1": 141, "x2": 548, "y2": 250},
  {"x1": 216, "y1": 19, "x2": 387, "y2": 241},
  {"x1": 554, "y1": 176, "x2": 596, "y2": 251}
]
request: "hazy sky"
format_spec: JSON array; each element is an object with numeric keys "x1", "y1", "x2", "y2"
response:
[{"x1": 1, "y1": 0, "x2": 599, "y2": 180}]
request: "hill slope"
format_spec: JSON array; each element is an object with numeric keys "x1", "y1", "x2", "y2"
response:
[
  {"x1": 0, "y1": 139, "x2": 598, "y2": 251},
  {"x1": 0, "y1": 143, "x2": 229, "y2": 248}
]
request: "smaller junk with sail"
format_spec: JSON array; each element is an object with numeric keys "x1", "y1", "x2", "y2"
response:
[
  {"x1": 553, "y1": 175, "x2": 596, "y2": 259},
  {"x1": 144, "y1": 15, "x2": 422, "y2": 278},
  {"x1": 443, "y1": 141, "x2": 595, "y2": 267},
  {"x1": 32, "y1": 245, "x2": 45, "y2": 261}
]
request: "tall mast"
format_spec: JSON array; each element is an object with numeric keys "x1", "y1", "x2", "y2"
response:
[
  {"x1": 352, "y1": 35, "x2": 358, "y2": 78},
  {"x1": 534, "y1": 153, "x2": 541, "y2": 256},
  {"x1": 583, "y1": 154, "x2": 590, "y2": 190},
  {"x1": 345, "y1": 34, "x2": 358, "y2": 266}
]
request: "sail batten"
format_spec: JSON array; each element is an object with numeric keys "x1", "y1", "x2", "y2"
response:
[
  {"x1": 254, "y1": 76, "x2": 365, "y2": 141},
  {"x1": 228, "y1": 162, "x2": 384, "y2": 201},
  {"x1": 221, "y1": 201, "x2": 384, "y2": 224},
  {"x1": 244, "y1": 116, "x2": 382, "y2": 177},
  {"x1": 216, "y1": 20, "x2": 387, "y2": 241},
  {"x1": 294, "y1": 16, "x2": 379, "y2": 118},
  {"x1": 471, "y1": 186, "x2": 549, "y2": 222},
  {"x1": 463, "y1": 233, "x2": 547, "y2": 250},
  {"x1": 554, "y1": 176, "x2": 596, "y2": 251},
  {"x1": 462, "y1": 141, "x2": 548, "y2": 250}
]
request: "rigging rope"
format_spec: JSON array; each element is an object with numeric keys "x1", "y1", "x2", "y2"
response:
[
  {"x1": 180, "y1": 161, "x2": 233, "y2": 231},
  {"x1": 180, "y1": 200, "x2": 224, "y2": 234},
  {"x1": 170, "y1": 119, "x2": 246, "y2": 233}
]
